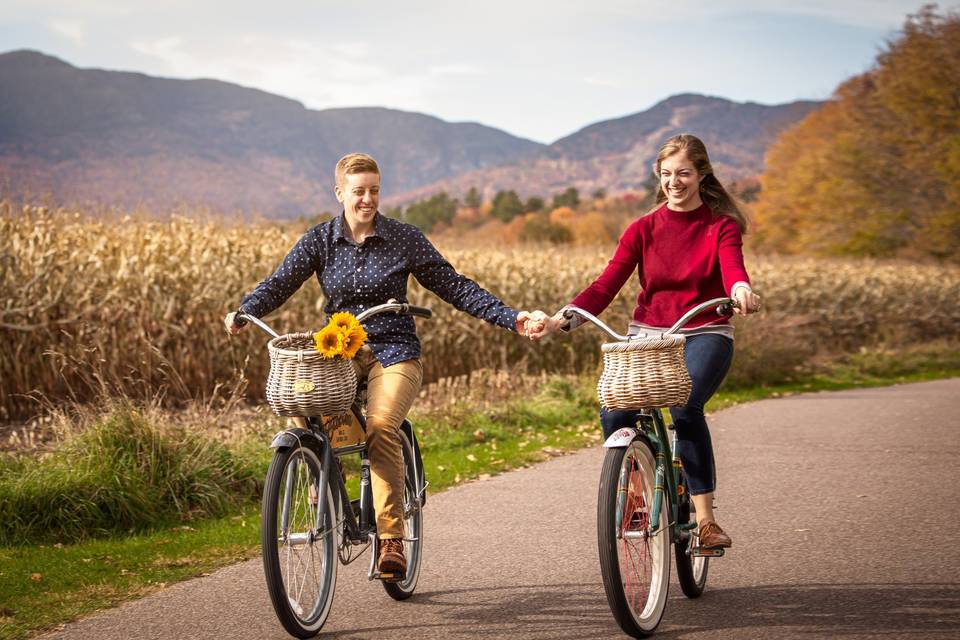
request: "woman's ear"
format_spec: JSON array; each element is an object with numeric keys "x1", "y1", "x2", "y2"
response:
[{"x1": 333, "y1": 183, "x2": 344, "y2": 203}]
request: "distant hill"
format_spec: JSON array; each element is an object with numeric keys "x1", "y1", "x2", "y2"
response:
[
  {"x1": 0, "y1": 50, "x2": 820, "y2": 216},
  {"x1": 0, "y1": 50, "x2": 543, "y2": 216},
  {"x1": 392, "y1": 94, "x2": 821, "y2": 205}
]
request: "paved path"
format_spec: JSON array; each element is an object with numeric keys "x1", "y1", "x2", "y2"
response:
[{"x1": 45, "y1": 379, "x2": 960, "y2": 639}]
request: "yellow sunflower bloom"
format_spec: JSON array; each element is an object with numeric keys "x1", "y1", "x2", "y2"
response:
[
  {"x1": 314, "y1": 326, "x2": 344, "y2": 358},
  {"x1": 330, "y1": 312, "x2": 355, "y2": 333},
  {"x1": 341, "y1": 324, "x2": 367, "y2": 359}
]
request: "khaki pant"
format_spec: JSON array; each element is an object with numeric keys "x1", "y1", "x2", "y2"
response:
[{"x1": 353, "y1": 347, "x2": 422, "y2": 539}]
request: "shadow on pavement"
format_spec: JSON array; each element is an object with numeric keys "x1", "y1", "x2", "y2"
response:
[
  {"x1": 323, "y1": 581, "x2": 960, "y2": 639},
  {"x1": 660, "y1": 582, "x2": 960, "y2": 637}
]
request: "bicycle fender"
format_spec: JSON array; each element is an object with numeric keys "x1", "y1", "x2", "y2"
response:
[
  {"x1": 603, "y1": 427, "x2": 639, "y2": 448},
  {"x1": 400, "y1": 419, "x2": 426, "y2": 506},
  {"x1": 269, "y1": 427, "x2": 320, "y2": 451}
]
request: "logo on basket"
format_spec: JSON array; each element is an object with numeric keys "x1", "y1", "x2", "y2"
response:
[{"x1": 293, "y1": 380, "x2": 316, "y2": 393}]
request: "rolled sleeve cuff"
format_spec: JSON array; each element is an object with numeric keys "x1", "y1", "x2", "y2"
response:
[{"x1": 501, "y1": 307, "x2": 520, "y2": 332}]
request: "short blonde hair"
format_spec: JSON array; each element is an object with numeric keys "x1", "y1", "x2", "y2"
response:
[{"x1": 335, "y1": 153, "x2": 380, "y2": 186}]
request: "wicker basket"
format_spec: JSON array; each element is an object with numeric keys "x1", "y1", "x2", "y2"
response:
[
  {"x1": 265, "y1": 332, "x2": 357, "y2": 417},
  {"x1": 597, "y1": 334, "x2": 692, "y2": 409}
]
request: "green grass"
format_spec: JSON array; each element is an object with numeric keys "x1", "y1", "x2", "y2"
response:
[
  {"x1": 0, "y1": 406, "x2": 266, "y2": 546},
  {"x1": 0, "y1": 505, "x2": 260, "y2": 640},
  {"x1": 1, "y1": 344, "x2": 957, "y2": 639}
]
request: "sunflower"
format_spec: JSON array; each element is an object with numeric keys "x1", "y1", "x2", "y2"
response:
[
  {"x1": 341, "y1": 324, "x2": 368, "y2": 359},
  {"x1": 314, "y1": 325, "x2": 344, "y2": 358},
  {"x1": 330, "y1": 311, "x2": 355, "y2": 333}
]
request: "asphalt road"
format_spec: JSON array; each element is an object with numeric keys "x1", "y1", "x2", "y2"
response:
[{"x1": 44, "y1": 379, "x2": 960, "y2": 639}]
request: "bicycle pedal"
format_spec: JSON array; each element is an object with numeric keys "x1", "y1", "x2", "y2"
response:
[
  {"x1": 378, "y1": 571, "x2": 405, "y2": 583},
  {"x1": 691, "y1": 546, "x2": 725, "y2": 557}
]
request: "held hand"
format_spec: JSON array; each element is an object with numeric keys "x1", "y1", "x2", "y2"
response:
[
  {"x1": 733, "y1": 287, "x2": 762, "y2": 316},
  {"x1": 516, "y1": 310, "x2": 546, "y2": 338},
  {"x1": 224, "y1": 311, "x2": 246, "y2": 335},
  {"x1": 526, "y1": 311, "x2": 564, "y2": 341}
]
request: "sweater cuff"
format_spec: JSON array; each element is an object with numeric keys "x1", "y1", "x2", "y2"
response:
[{"x1": 730, "y1": 281, "x2": 752, "y2": 298}]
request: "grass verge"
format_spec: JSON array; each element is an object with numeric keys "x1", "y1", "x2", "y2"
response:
[{"x1": 1, "y1": 344, "x2": 957, "y2": 639}]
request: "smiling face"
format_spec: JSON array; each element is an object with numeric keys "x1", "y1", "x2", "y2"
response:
[
  {"x1": 335, "y1": 171, "x2": 380, "y2": 231},
  {"x1": 659, "y1": 151, "x2": 704, "y2": 212}
]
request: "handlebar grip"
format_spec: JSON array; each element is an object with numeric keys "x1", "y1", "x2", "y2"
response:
[
  {"x1": 234, "y1": 310, "x2": 248, "y2": 327},
  {"x1": 716, "y1": 300, "x2": 739, "y2": 316},
  {"x1": 405, "y1": 305, "x2": 432, "y2": 318}
]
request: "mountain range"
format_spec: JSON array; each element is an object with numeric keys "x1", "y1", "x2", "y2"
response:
[{"x1": 0, "y1": 50, "x2": 821, "y2": 216}]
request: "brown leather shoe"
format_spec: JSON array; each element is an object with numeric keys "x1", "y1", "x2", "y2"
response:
[
  {"x1": 698, "y1": 520, "x2": 733, "y2": 548},
  {"x1": 378, "y1": 538, "x2": 406, "y2": 575}
]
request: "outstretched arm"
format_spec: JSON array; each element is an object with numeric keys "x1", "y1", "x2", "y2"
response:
[
  {"x1": 224, "y1": 227, "x2": 324, "y2": 333},
  {"x1": 408, "y1": 227, "x2": 522, "y2": 332}
]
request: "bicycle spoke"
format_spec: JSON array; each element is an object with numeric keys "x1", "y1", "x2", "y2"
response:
[{"x1": 618, "y1": 449, "x2": 655, "y2": 618}]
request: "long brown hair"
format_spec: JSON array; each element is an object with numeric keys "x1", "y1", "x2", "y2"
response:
[{"x1": 653, "y1": 134, "x2": 748, "y2": 234}]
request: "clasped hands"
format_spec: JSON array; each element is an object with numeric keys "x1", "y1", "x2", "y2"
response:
[{"x1": 515, "y1": 310, "x2": 563, "y2": 341}]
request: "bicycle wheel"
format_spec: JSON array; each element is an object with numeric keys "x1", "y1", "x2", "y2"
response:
[
  {"x1": 383, "y1": 430, "x2": 423, "y2": 600},
  {"x1": 597, "y1": 439, "x2": 671, "y2": 638},
  {"x1": 674, "y1": 482, "x2": 708, "y2": 598},
  {"x1": 261, "y1": 444, "x2": 339, "y2": 638}
]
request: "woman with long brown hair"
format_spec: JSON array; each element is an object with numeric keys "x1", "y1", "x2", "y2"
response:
[{"x1": 530, "y1": 134, "x2": 762, "y2": 548}]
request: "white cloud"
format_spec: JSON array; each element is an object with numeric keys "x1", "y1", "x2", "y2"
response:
[
  {"x1": 583, "y1": 75, "x2": 622, "y2": 89},
  {"x1": 129, "y1": 36, "x2": 184, "y2": 64},
  {"x1": 591, "y1": 0, "x2": 957, "y2": 29},
  {"x1": 429, "y1": 64, "x2": 484, "y2": 76},
  {"x1": 124, "y1": 33, "x2": 435, "y2": 111},
  {"x1": 48, "y1": 19, "x2": 85, "y2": 45}
]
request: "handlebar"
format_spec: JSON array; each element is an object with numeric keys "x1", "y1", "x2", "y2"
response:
[
  {"x1": 355, "y1": 300, "x2": 432, "y2": 323},
  {"x1": 562, "y1": 297, "x2": 739, "y2": 342},
  {"x1": 234, "y1": 298, "x2": 432, "y2": 339}
]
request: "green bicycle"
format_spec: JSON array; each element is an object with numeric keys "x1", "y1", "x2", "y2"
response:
[{"x1": 563, "y1": 297, "x2": 737, "y2": 637}]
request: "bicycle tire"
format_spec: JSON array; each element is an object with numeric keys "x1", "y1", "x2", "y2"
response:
[
  {"x1": 383, "y1": 430, "x2": 423, "y2": 600},
  {"x1": 261, "y1": 444, "x2": 339, "y2": 638},
  {"x1": 674, "y1": 484, "x2": 708, "y2": 598},
  {"x1": 597, "y1": 440, "x2": 671, "y2": 638}
]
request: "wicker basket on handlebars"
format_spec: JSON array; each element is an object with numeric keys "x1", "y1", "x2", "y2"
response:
[
  {"x1": 265, "y1": 332, "x2": 357, "y2": 417},
  {"x1": 597, "y1": 334, "x2": 692, "y2": 409}
]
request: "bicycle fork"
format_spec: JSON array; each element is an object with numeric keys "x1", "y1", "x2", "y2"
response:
[{"x1": 616, "y1": 443, "x2": 667, "y2": 541}]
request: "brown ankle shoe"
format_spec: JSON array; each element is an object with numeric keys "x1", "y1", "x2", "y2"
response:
[
  {"x1": 378, "y1": 538, "x2": 406, "y2": 575},
  {"x1": 698, "y1": 520, "x2": 733, "y2": 548}
]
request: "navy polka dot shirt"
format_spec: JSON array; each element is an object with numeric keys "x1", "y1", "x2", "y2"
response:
[{"x1": 240, "y1": 212, "x2": 520, "y2": 366}]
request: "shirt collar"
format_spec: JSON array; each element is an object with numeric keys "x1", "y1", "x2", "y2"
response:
[{"x1": 333, "y1": 211, "x2": 384, "y2": 245}]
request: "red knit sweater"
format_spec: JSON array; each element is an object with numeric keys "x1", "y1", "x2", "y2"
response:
[{"x1": 570, "y1": 202, "x2": 750, "y2": 329}]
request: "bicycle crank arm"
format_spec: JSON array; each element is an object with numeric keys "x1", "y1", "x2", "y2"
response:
[{"x1": 366, "y1": 532, "x2": 379, "y2": 579}]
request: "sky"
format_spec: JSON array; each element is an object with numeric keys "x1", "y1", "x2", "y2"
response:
[{"x1": 1, "y1": 1, "x2": 955, "y2": 144}]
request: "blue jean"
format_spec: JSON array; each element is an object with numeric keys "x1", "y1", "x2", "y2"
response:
[{"x1": 600, "y1": 333, "x2": 734, "y2": 495}]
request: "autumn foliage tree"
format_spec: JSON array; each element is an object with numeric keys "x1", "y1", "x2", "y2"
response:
[{"x1": 755, "y1": 5, "x2": 960, "y2": 261}]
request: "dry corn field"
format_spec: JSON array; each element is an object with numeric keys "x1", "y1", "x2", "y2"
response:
[{"x1": 3, "y1": 202, "x2": 959, "y2": 420}]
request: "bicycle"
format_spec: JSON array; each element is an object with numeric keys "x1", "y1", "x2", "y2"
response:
[
  {"x1": 237, "y1": 300, "x2": 432, "y2": 638},
  {"x1": 562, "y1": 297, "x2": 738, "y2": 638}
]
